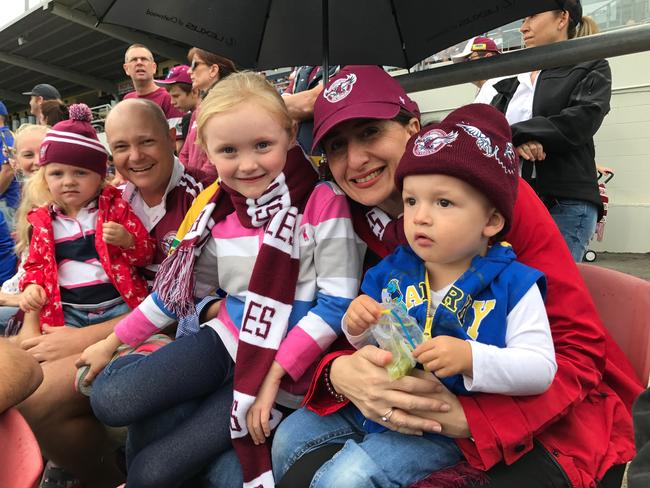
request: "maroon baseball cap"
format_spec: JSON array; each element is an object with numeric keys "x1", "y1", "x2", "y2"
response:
[
  {"x1": 155, "y1": 65, "x2": 192, "y2": 86},
  {"x1": 452, "y1": 36, "x2": 501, "y2": 62},
  {"x1": 312, "y1": 65, "x2": 420, "y2": 153}
]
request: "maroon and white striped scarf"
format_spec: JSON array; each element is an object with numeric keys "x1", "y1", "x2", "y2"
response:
[
  {"x1": 154, "y1": 146, "x2": 318, "y2": 487},
  {"x1": 350, "y1": 201, "x2": 406, "y2": 254}
]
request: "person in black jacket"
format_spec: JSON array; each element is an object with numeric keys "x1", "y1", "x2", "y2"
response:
[{"x1": 491, "y1": 0, "x2": 610, "y2": 262}]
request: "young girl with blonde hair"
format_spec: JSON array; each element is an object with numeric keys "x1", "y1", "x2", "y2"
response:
[
  {"x1": 15, "y1": 104, "x2": 155, "y2": 342},
  {"x1": 80, "y1": 71, "x2": 361, "y2": 488}
]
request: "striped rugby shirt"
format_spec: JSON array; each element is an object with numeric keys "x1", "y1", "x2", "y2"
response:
[
  {"x1": 51, "y1": 202, "x2": 122, "y2": 308},
  {"x1": 115, "y1": 182, "x2": 364, "y2": 408}
]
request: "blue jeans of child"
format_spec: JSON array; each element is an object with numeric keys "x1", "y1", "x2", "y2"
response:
[
  {"x1": 272, "y1": 404, "x2": 462, "y2": 488},
  {"x1": 63, "y1": 301, "x2": 131, "y2": 328},
  {"x1": 0, "y1": 305, "x2": 18, "y2": 334},
  {"x1": 90, "y1": 327, "x2": 235, "y2": 488},
  {"x1": 202, "y1": 449, "x2": 243, "y2": 487},
  {"x1": 548, "y1": 198, "x2": 598, "y2": 262}
]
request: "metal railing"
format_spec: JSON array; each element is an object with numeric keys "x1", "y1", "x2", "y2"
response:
[
  {"x1": 396, "y1": 23, "x2": 650, "y2": 93},
  {"x1": 416, "y1": 0, "x2": 650, "y2": 67}
]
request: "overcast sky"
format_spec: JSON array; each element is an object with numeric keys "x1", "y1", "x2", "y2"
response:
[{"x1": 0, "y1": 0, "x2": 42, "y2": 31}]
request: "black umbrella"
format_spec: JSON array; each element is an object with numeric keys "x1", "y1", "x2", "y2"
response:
[{"x1": 88, "y1": 0, "x2": 558, "y2": 75}]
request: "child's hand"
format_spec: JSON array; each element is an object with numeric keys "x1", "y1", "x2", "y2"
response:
[
  {"x1": 344, "y1": 295, "x2": 383, "y2": 336},
  {"x1": 103, "y1": 221, "x2": 134, "y2": 249},
  {"x1": 246, "y1": 361, "x2": 284, "y2": 445},
  {"x1": 413, "y1": 336, "x2": 473, "y2": 378},
  {"x1": 75, "y1": 334, "x2": 121, "y2": 386},
  {"x1": 19, "y1": 284, "x2": 47, "y2": 312}
]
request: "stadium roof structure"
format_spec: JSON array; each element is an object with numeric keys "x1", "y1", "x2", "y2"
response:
[{"x1": 0, "y1": 0, "x2": 188, "y2": 115}]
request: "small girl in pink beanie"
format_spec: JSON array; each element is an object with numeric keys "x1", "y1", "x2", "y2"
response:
[{"x1": 15, "y1": 104, "x2": 155, "y2": 340}]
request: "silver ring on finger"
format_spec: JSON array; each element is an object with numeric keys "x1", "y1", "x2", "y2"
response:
[{"x1": 381, "y1": 408, "x2": 395, "y2": 423}]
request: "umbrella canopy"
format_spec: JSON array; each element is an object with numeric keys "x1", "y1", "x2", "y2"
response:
[{"x1": 88, "y1": 0, "x2": 559, "y2": 69}]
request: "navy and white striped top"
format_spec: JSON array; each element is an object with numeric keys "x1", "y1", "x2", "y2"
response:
[{"x1": 52, "y1": 202, "x2": 122, "y2": 309}]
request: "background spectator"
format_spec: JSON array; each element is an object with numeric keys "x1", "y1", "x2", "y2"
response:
[
  {"x1": 0, "y1": 101, "x2": 19, "y2": 229},
  {"x1": 155, "y1": 64, "x2": 199, "y2": 152},
  {"x1": 451, "y1": 36, "x2": 502, "y2": 89},
  {"x1": 491, "y1": 0, "x2": 608, "y2": 262},
  {"x1": 0, "y1": 124, "x2": 49, "y2": 336},
  {"x1": 122, "y1": 43, "x2": 184, "y2": 138},
  {"x1": 180, "y1": 47, "x2": 237, "y2": 183},
  {"x1": 21, "y1": 84, "x2": 62, "y2": 124},
  {"x1": 39, "y1": 99, "x2": 69, "y2": 126}
]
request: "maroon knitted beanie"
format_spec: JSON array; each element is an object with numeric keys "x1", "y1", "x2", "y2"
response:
[
  {"x1": 39, "y1": 103, "x2": 108, "y2": 178},
  {"x1": 395, "y1": 103, "x2": 519, "y2": 233}
]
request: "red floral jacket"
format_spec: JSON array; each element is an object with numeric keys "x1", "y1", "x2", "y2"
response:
[{"x1": 20, "y1": 185, "x2": 155, "y2": 328}]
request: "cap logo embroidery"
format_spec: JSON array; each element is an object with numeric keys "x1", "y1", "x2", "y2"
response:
[
  {"x1": 413, "y1": 128, "x2": 458, "y2": 157},
  {"x1": 456, "y1": 123, "x2": 517, "y2": 174},
  {"x1": 324, "y1": 74, "x2": 357, "y2": 103},
  {"x1": 40, "y1": 144, "x2": 48, "y2": 160}
]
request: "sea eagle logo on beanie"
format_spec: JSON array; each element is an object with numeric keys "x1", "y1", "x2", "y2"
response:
[
  {"x1": 40, "y1": 143, "x2": 48, "y2": 161},
  {"x1": 457, "y1": 123, "x2": 517, "y2": 175},
  {"x1": 324, "y1": 74, "x2": 357, "y2": 103},
  {"x1": 413, "y1": 128, "x2": 458, "y2": 157}
]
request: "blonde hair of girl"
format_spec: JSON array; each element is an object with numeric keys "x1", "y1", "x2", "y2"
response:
[
  {"x1": 11, "y1": 124, "x2": 49, "y2": 162},
  {"x1": 12, "y1": 125, "x2": 50, "y2": 254},
  {"x1": 14, "y1": 123, "x2": 49, "y2": 141},
  {"x1": 14, "y1": 169, "x2": 52, "y2": 254},
  {"x1": 196, "y1": 71, "x2": 294, "y2": 149}
]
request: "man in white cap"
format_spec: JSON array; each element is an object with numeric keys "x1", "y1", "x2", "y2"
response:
[{"x1": 452, "y1": 36, "x2": 505, "y2": 103}]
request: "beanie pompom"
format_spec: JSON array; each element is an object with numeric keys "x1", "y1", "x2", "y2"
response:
[{"x1": 68, "y1": 103, "x2": 92, "y2": 123}]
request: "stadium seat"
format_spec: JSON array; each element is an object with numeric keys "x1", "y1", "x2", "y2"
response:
[
  {"x1": 578, "y1": 263, "x2": 650, "y2": 385},
  {"x1": 0, "y1": 407, "x2": 43, "y2": 488}
]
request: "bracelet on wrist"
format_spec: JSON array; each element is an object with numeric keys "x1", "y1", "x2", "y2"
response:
[{"x1": 323, "y1": 362, "x2": 347, "y2": 403}]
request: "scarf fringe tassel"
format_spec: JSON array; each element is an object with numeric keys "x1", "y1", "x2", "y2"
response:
[{"x1": 153, "y1": 246, "x2": 197, "y2": 318}]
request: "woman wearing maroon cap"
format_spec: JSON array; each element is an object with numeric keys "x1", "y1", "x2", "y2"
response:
[{"x1": 272, "y1": 65, "x2": 639, "y2": 487}]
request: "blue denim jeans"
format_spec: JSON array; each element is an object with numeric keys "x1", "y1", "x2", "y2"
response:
[
  {"x1": 0, "y1": 200, "x2": 16, "y2": 230},
  {"x1": 272, "y1": 405, "x2": 462, "y2": 488},
  {"x1": 548, "y1": 198, "x2": 598, "y2": 262},
  {"x1": 63, "y1": 301, "x2": 131, "y2": 328},
  {"x1": 90, "y1": 327, "x2": 235, "y2": 488},
  {"x1": 0, "y1": 305, "x2": 18, "y2": 334},
  {"x1": 201, "y1": 449, "x2": 243, "y2": 488}
]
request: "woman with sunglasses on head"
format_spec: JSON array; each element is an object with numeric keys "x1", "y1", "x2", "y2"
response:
[
  {"x1": 271, "y1": 65, "x2": 640, "y2": 488},
  {"x1": 490, "y1": 0, "x2": 609, "y2": 263},
  {"x1": 179, "y1": 48, "x2": 237, "y2": 183}
]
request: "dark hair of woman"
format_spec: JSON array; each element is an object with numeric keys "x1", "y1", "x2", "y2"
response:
[
  {"x1": 40, "y1": 100, "x2": 69, "y2": 126},
  {"x1": 187, "y1": 47, "x2": 237, "y2": 79}
]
